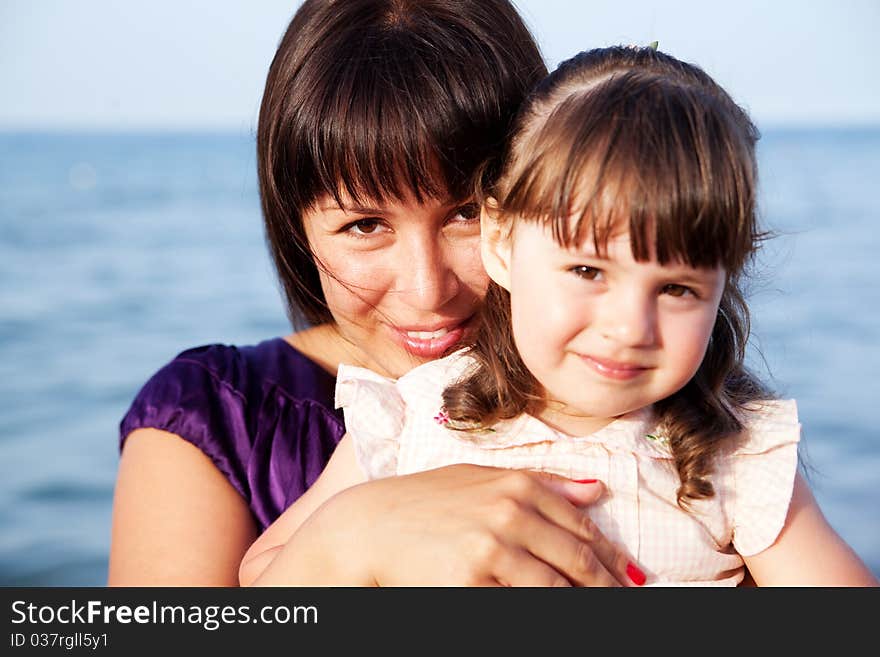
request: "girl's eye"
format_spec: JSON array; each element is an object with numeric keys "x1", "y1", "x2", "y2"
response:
[
  {"x1": 343, "y1": 218, "x2": 383, "y2": 236},
  {"x1": 662, "y1": 283, "x2": 696, "y2": 298},
  {"x1": 570, "y1": 265, "x2": 603, "y2": 281}
]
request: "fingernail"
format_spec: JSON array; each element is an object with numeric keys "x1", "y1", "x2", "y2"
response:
[
  {"x1": 572, "y1": 478, "x2": 598, "y2": 484},
  {"x1": 626, "y1": 562, "x2": 646, "y2": 586}
]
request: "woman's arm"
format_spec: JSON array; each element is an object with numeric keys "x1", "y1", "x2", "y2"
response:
[
  {"x1": 247, "y1": 458, "x2": 645, "y2": 587},
  {"x1": 239, "y1": 434, "x2": 366, "y2": 585},
  {"x1": 108, "y1": 428, "x2": 258, "y2": 586},
  {"x1": 743, "y1": 472, "x2": 878, "y2": 586}
]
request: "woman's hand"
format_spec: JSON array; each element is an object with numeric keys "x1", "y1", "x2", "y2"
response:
[{"x1": 253, "y1": 464, "x2": 645, "y2": 587}]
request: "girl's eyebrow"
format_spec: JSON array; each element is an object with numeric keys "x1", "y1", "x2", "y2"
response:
[
  {"x1": 566, "y1": 246, "x2": 722, "y2": 283},
  {"x1": 656, "y1": 262, "x2": 725, "y2": 281},
  {"x1": 648, "y1": 267, "x2": 725, "y2": 291},
  {"x1": 665, "y1": 272, "x2": 721, "y2": 287}
]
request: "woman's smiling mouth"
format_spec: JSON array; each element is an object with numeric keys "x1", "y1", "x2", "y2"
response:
[{"x1": 391, "y1": 319, "x2": 473, "y2": 358}]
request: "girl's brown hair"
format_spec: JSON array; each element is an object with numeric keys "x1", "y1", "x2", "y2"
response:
[
  {"x1": 443, "y1": 46, "x2": 771, "y2": 508},
  {"x1": 257, "y1": 0, "x2": 547, "y2": 328}
]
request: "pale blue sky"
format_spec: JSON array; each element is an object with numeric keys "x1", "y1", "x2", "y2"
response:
[{"x1": 2, "y1": 0, "x2": 878, "y2": 131}]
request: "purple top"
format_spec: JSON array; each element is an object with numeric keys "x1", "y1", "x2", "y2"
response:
[{"x1": 119, "y1": 338, "x2": 345, "y2": 531}]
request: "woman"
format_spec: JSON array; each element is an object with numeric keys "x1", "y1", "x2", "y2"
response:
[{"x1": 109, "y1": 0, "x2": 636, "y2": 587}]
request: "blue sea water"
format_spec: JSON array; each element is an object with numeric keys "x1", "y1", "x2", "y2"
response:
[{"x1": 0, "y1": 129, "x2": 878, "y2": 585}]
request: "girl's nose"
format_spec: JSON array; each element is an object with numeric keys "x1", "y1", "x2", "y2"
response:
[{"x1": 596, "y1": 291, "x2": 656, "y2": 347}]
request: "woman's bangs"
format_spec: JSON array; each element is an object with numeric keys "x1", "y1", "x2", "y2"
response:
[{"x1": 288, "y1": 31, "x2": 495, "y2": 211}]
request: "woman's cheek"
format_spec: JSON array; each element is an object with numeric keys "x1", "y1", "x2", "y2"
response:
[
  {"x1": 450, "y1": 236, "x2": 490, "y2": 295},
  {"x1": 462, "y1": 255, "x2": 491, "y2": 300},
  {"x1": 317, "y1": 256, "x2": 390, "y2": 316}
]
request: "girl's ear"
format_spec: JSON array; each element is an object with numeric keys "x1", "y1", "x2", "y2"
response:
[{"x1": 480, "y1": 198, "x2": 512, "y2": 291}]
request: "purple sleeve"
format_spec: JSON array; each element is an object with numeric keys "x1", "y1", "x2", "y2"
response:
[
  {"x1": 118, "y1": 341, "x2": 346, "y2": 530},
  {"x1": 119, "y1": 356, "x2": 253, "y2": 504}
]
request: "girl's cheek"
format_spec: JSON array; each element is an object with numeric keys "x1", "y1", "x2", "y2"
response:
[
  {"x1": 546, "y1": 290, "x2": 592, "y2": 337},
  {"x1": 670, "y1": 313, "x2": 716, "y2": 368}
]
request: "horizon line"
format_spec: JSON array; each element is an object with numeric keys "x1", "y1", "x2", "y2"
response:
[{"x1": 2, "y1": 120, "x2": 880, "y2": 136}]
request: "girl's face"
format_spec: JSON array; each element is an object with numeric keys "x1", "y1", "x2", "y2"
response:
[
  {"x1": 487, "y1": 219, "x2": 725, "y2": 435},
  {"x1": 302, "y1": 191, "x2": 488, "y2": 378}
]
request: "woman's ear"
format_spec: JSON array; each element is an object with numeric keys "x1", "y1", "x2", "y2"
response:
[{"x1": 480, "y1": 198, "x2": 512, "y2": 291}]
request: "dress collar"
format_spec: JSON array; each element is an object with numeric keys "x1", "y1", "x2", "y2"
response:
[{"x1": 446, "y1": 404, "x2": 672, "y2": 459}]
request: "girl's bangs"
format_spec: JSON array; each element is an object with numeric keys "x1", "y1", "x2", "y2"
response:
[{"x1": 501, "y1": 74, "x2": 760, "y2": 272}]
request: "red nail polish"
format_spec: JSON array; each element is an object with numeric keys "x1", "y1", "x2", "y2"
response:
[
  {"x1": 572, "y1": 478, "x2": 598, "y2": 483},
  {"x1": 626, "y1": 562, "x2": 646, "y2": 586}
]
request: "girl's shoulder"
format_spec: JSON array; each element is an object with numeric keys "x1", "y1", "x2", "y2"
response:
[
  {"x1": 713, "y1": 399, "x2": 802, "y2": 557},
  {"x1": 730, "y1": 398, "x2": 801, "y2": 455},
  {"x1": 335, "y1": 351, "x2": 479, "y2": 481},
  {"x1": 336, "y1": 349, "x2": 475, "y2": 406}
]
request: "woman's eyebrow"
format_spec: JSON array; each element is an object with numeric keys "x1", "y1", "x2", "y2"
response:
[
  {"x1": 318, "y1": 203, "x2": 384, "y2": 214},
  {"x1": 319, "y1": 197, "x2": 471, "y2": 215}
]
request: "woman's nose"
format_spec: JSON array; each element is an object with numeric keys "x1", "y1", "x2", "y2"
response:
[{"x1": 396, "y1": 243, "x2": 460, "y2": 311}]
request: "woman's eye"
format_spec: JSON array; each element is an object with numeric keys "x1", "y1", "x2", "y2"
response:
[
  {"x1": 570, "y1": 265, "x2": 602, "y2": 281},
  {"x1": 450, "y1": 202, "x2": 479, "y2": 222},
  {"x1": 343, "y1": 218, "x2": 383, "y2": 235},
  {"x1": 662, "y1": 283, "x2": 696, "y2": 298}
]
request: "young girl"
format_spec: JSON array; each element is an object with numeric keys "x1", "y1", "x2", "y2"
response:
[{"x1": 240, "y1": 45, "x2": 878, "y2": 586}]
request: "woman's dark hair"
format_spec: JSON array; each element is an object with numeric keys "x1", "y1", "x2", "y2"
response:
[
  {"x1": 257, "y1": 0, "x2": 547, "y2": 327},
  {"x1": 443, "y1": 46, "x2": 772, "y2": 509}
]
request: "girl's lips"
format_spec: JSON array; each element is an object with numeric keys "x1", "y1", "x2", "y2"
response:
[
  {"x1": 580, "y1": 354, "x2": 650, "y2": 381},
  {"x1": 389, "y1": 318, "x2": 472, "y2": 358}
]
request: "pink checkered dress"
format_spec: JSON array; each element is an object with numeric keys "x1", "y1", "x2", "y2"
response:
[{"x1": 335, "y1": 352, "x2": 801, "y2": 586}]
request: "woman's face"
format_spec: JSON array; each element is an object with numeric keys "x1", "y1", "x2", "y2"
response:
[{"x1": 302, "y1": 190, "x2": 489, "y2": 378}]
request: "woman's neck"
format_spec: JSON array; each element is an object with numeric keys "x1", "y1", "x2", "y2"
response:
[{"x1": 284, "y1": 324, "x2": 375, "y2": 376}]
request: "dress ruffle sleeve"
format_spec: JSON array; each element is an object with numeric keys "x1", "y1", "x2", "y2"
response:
[
  {"x1": 729, "y1": 399, "x2": 802, "y2": 556},
  {"x1": 335, "y1": 364, "x2": 406, "y2": 479}
]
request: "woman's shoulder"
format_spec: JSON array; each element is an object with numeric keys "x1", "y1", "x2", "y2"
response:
[
  {"x1": 120, "y1": 336, "x2": 345, "y2": 528},
  {"x1": 169, "y1": 337, "x2": 337, "y2": 403},
  {"x1": 120, "y1": 334, "x2": 345, "y2": 447}
]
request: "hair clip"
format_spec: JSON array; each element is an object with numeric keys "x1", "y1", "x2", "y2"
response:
[
  {"x1": 434, "y1": 408, "x2": 496, "y2": 434},
  {"x1": 624, "y1": 41, "x2": 659, "y2": 52}
]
